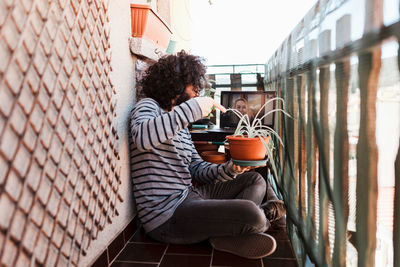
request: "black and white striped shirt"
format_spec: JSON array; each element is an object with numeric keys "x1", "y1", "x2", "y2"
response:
[{"x1": 130, "y1": 98, "x2": 237, "y2": 232}]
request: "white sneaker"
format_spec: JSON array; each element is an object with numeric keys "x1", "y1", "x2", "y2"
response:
[{"x1": 210, "y1": 233, "x2": 277, "y2": 259}]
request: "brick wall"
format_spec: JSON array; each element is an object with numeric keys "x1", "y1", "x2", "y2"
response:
[{"x1": 0, "y1": 0, "x2": 122, "y2": 266}]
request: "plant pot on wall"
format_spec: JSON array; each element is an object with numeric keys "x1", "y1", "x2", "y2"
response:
[{"x1": 130, "y1": 4, "x2": 173, "y2": 51}]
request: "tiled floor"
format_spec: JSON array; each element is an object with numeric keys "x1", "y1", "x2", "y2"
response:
[{"x1": 110, "y1": 226, "x2": 298, "y2": 267}]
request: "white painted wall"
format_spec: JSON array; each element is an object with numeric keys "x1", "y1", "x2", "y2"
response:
[{"x1": 80, "y1": 1, "x2": 137, "y2": 265}]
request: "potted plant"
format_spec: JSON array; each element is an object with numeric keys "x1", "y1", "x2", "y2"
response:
[
  {"x1": 200, "y1": 150, "x2": 227, "y2": 164},
  {"x1": 130, "y1": 4, "x2": 173, "y2": 50},
  {"x1": 225, "y1": 97, "x2": 290, "y2": 167}
]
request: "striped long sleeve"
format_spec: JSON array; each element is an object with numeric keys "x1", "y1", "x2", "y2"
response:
[
  {"x1": 130, "y1": 98, "x2": 238, "y2": 232},
  {"x1": 131, "y1": 98, "x2": 201, "y2": 151}
]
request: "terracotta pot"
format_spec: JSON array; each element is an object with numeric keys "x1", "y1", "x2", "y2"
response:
[
  {"x1": 200, "y1": 151, "x2": 227, "y2": 164},
  {"x1": 225, "y1": 135, "x2": 270, "y2": 161},
  {"x1": 224, "y1": 145, "x2": 231, "y2": 161},
  {"x1": 130, "y1": 4, "x2": 173, "y2": 50},
  {"x1": 194, "y1": 143, "x2": 218, "y2": 155}
]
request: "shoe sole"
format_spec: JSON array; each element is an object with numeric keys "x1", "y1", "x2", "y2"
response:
[{"x1": 210, "y1": 233, "x2": 277, "y2": 259}]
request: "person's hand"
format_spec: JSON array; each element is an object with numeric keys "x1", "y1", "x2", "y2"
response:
[
  {"x1": 232, "y1": 164, "x2": 266, "y2": 173},
  {"x1": 194, "y1": 97, "x2": 227, "y2": 117}
]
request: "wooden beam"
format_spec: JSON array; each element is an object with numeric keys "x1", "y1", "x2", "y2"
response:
[
  {"x1": 297, "y1": 75, "x2": 307, "y2": 220},
  {"x1": 356, "y1": 0, "x2": 382, "y2": 265},
  {"x1": 356, "y1": 49, "x2": 381, "y2": 267},
  {"x1": 318, "y1": 65, "x2": 331, "y2": 265},
  {"x1": 332, "y1": 14, "x2": 351, "y2": 267},
  {"x1": 332, "y1": 59, "x2": 351, "y2": 267},
  {"x1": 306, "y1": 68, "x2": 317, "y2": 246}
]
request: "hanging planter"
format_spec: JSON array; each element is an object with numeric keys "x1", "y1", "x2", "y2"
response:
[{"x1": 130, "y1": 4, "x2": 173, "y2": 51}]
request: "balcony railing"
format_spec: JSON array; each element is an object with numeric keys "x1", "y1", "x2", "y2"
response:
[
  {"x1": 207, "y1": 64, "x2": 265, "y2": 90},
  {"x1": 264, "y1": 0, "x2": 399, "y2": 266}
]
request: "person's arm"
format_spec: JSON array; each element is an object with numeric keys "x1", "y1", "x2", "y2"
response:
[
  {"x1": 189, "y1": 142, "x2": 243, "y2": 184},
  {"x1": 131, "y1": 96, "x2": 227, "y2": 151},
  {"x1": 130, "y1": 98, "x2": 202, "y2": 151},
  {"x1": 189, "y1": 140, "x2": 265, "y2": 184}
]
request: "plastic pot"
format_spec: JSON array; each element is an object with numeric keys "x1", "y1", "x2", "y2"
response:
[
  {"x1": 200, "y1": 151, "x2": 227, "y2": 164},
  {"x1": 225, "y1": 135, "x2": 269, "y2": 161},
  {"x1": 130, "y1": 4, "x2": 172, "y2": 50}
]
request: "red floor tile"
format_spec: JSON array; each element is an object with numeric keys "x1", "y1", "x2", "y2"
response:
[
  {"x1": 107, "y1": 226, "x2": 299, "y2": 267},
  {"x1": 115, "y1": 243, "x2": 167, "y2": 263},
  {"x1": 92, "y1": 250, "x2": 108, "y2": 267},
  {"x1": 159, "y1": 254, "x2": 211, "y2": 267},
  {"x1": 130, "y1": 228, "x2": 161, "y2": 244},
  {"x1": 123, "y1": 220, "x2": 138, "y2": 243},
  {"x1": 265, "y1": 229, "x2": 290, "y2": 241},
  {"x1": 266, "y1": 240, "x2": 296, "y2": 259},
  {"x1": 109, "y1": 232, "x2": 125, "y2": 263},
  {"x1": 111, "y1": 262, "x2": 158, "y2": 267},
  {"x1": 262, "y1": 258, "x2": 298, "y2": 267},
  {"x1": 212, "y1": 250, "x2": 263, "y2": 267},
  {"x1": 166, "y1": 241, "x2": 212, "y2": 255}
]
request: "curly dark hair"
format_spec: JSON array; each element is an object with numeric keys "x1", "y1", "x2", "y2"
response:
[{"x1": 141, "y1": 50, "x2": 207, "y2": 111}]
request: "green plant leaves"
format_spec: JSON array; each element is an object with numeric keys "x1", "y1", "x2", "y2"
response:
[{"x1": 226, "y1": 96, "x2": 291, "y2": 183}]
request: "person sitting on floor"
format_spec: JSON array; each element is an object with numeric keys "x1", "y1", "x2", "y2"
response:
[{"x1": 129, "y1": 50, "x2": 286, "y2": 259}]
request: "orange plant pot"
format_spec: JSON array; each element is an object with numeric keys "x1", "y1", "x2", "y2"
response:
[
  {"x1": 194, "y1": 143, "x2": 219, "y2": 155},
  {"x1": 130, "y1": 4, "x2": 173, "y2": 50},
  {"x1": 225, "y1": 135, "x2": 270, "y2": 161},
  {"x1": 200, "y1": 151, "x2": 227, "y2": 164}
]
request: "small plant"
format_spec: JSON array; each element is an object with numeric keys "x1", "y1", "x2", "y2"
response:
[
  {"x1": 226, "y1": 97, "x2": 291, "y2": 178},
  {"x1": 193, "y1": 78, "x2": 218, "y2": 124},
  {"x1": 201, "y1": 85, "x2": 216, "y2": 99},
  {"x1": 200, "y1": 79, "x2": 218, "y2": 119},
  {"x1": 228, "y1": 97, "x2": 288, "y2": 140}
]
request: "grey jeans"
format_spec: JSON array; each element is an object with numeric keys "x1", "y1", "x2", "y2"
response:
[{"x1": 148, "y1": 172, "x2": 271, "y2": 244}]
